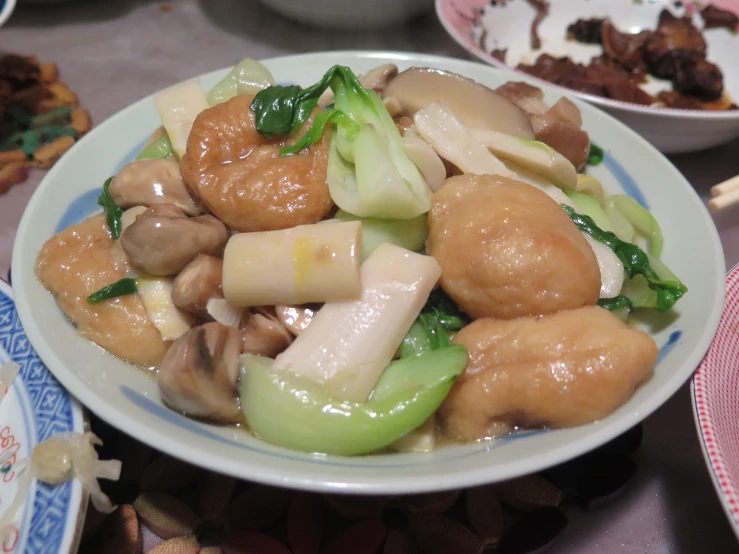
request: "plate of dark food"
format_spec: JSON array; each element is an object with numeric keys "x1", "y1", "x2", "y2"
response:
[{"x1": 437, "y1": 0, "x2": 739, "y2": 153}]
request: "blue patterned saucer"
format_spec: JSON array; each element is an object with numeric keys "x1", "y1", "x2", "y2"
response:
[{"x1": 0, "y1": 280, "x2": 85, "y2": 553}]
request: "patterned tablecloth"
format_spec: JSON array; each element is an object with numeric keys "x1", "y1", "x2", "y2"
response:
[{"x1": 2, "y1": 1, "x2": 739, "y2": 552}]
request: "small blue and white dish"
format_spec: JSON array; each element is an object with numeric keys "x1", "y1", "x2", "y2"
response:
[{"x1": 0, "y1": 279, "x2": 85, "y2": 554}]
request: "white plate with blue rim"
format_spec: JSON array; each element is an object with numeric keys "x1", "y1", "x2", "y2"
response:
[
  {"x1": 9, "y1": 51, "x2": 725, "y2": 494},
  {"x1": 0, "y1": 278, "x2": 85, "y2": 553}
]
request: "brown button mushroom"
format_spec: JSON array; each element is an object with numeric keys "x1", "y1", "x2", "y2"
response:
[
  {"x1": 157, "y1": 322, "x2": 243, "y2": 423},
  {"x1": 110, "y1": 158, "x2": 201, "y2": 216},
  {"x1": 120, "y1": 204, "x2": 229, "y2": 276},
  {"x1": 171, "y1": 254, "x2": 224, "y2": 317},
  {"x1": 531, "y1": 119, "x2": 590, "y2": 170},
  {"x1": 274, "y1": 304, "x2": 319, "y2": 336},
  {"x1": 241, "y1": 307, "x2": 294, "y2": 358}
]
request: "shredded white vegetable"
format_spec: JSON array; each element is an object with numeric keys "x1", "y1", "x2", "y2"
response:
[
  {"x1": 0, "y1": 431, "x2": 120, "y2": 543},
  {"x1": 32, "y1": 432, "x2": 122, "y2": 513}
]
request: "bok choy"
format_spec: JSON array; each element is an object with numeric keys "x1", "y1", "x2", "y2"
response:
[
  {"x1": 136, "y1": 133, "x2": 173, "y2": 160},
  {"x1": 207, "y1": 58, "x2": 275, "y2": 107},
  {"x1": 331, "y1": 209, "x2": 428, "y2": 261},
  {"x1": 562, "y1": 205, "x2": 687, "y2": 311},
  {"x1": 399, "y1": 289, "x2": 470, "y2": 358},
  {"x1": 250, "y1": 66, "x2": 431, "y2": 219},
  {"x1": 240, "y1": 349, "x2": 466, "y2": 456}
]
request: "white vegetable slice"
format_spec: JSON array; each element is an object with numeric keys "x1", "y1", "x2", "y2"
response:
[
  {"x1": 470, "y1": 128, "x2": 577, "y2": 190},
  {"x1": 501, "y1": 163, "x2": 623, "y2": 298},
  {"x1": 120, "y1": 206, "x2": 147, "y2": 232},
  {"x1": 413, "y1": 103, "x2": 515, "y2": 178},
  {"x1": 402, "y1": 136, "x2": 447, "y2": 192},
  {"x1": 154, "y1": 79, "x2": 210, "y2": 159},
  {"x1": 0, "y1": 362, "x2": 19, "y2": 405},
  {"x1": 584, "y1": 235, "x2": 625, "y2": 299},
  {"x1": 136, "y1": 275, "x2": 194, "y2": 340},
  {"x1": 390, "y1": 417, "x2": 436, "y2": 453},
  {"x1": 502, "y1": 161, "x2": 574, "y2": 207},
  {"x1": 223, "y1": 221, "x2": 362, "y2": 307},
  {"x1": 206, "y1": 298, "x2": 243, "y2": 328},
  {"x1": 576, "y1": 174, "x2": 606, "y2": 207},
  {"x1": 273, "y1": 243, "x2": 441, "y2": 403}
]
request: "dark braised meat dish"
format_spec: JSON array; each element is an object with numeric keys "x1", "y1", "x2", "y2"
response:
[{"x1": 517, "y1": 8, "x2": 736, "y2": 110}]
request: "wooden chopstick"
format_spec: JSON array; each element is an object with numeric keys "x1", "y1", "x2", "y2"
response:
[{"x1": 708, "y1": 175, "x2": 739, "y2": 212}]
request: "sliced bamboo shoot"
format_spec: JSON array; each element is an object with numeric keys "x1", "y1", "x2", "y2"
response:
[
  {"x1": 273, "y1": 243, "x2": 442, "y2": 403},
  {"x1": 402, "y1": 136, "x2": 446, "y2": 192},
  {"x1": 390, "y1": 417, "x2": 436, "y2": 453},
  {"x1": 136, "y1": 276, "x2": 194, "y2": 340},
  {"x1": 222, "y1": 221, "x2": 362, "y2": 307},
  {"x1": 583, "y1": 236, "x2": 625, "y2": 299},
  {"x1": 206, "y1": 298, "x2": 243, "y2": 328},
  {"x1": 154, "y1": 80, "x2": 210, "y2": 159},
  {"x1": 413, "y1": 103, "x2": 515, "y2": 178},
  {"x1": 121, "y1": 206, "x2": 147, "y2": 232},
  {"x1": 470, "y1": 128, "x2": 577, "y2": 190}
]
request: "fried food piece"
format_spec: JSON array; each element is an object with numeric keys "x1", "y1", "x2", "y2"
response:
[
  {"x1": 0, "y1": 150, "x2": 27, "y2": 166},
  {"x1": 440, "y1": 306, "x2": 658, "y2": 440},
  {"x1": 36, "y1": 214, "x2": 170, "y2": 367},
  {"x1": 427, "y1": 174, "x2": 600, "y2": 320},
  {"x1": 70, "y1": 109, "x2": 92, "y2": 136},
  {"x1": 33, "y1": 135, "x2": 75, "y2": 168},
  {"x1": 182, "y1": 95, "x2": 333, "y2": 232},
  {"x1": 40, "y1": 62, "x2": 59, "y2": 84},
  {"x1": 0, "y1": 163, "x2": 29, "y2": 195}
]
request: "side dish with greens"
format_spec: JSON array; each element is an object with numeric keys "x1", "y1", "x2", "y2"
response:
[{"x1": 34, "y1": 58, "x2": 686, "y2": 456}]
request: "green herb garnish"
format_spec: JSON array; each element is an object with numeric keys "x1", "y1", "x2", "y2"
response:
[
  {"x1": 250, "y1": 65, "x2": 363, "y2": 142},
  {"x1": 562, "y1": 204, "x2": 687, "y2": 311},
  {"x1": 587, "y1": 142, "x2": 604, "y2": 166},
  {"x1": 97, "y1": 177, "x2": 123, "y2": 240},
  {"x1": 597, "y1": 295, "x2": 633, "y2": 311},
  {"x1": 87, "y1": 278, "x2": 138, "y2": 305}
]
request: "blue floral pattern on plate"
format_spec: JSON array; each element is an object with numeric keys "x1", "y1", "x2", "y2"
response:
[{"x1": 0, "y1": 283, "x2": 84, "y2": 554}]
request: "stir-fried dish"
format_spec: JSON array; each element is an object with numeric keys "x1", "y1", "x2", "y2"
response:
[{"x1": 35, "y1": 59, "x2": 687, "y2": 456}]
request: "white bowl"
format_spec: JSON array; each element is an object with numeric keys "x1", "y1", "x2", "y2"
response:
[
  {"x1": 260, "y1": 0, "x2": 433, "y2": 29},
  {"x1": 11, "y1": 51, "x2": 725, "y2": 494},
  {"x1": 436, "y1": 0, "x2": 739, "y2": 153}
]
